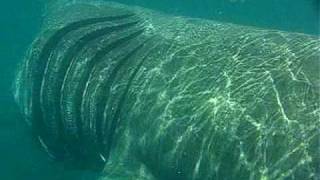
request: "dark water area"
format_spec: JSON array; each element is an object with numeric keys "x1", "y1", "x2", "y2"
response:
[
  {"x1": 108, "y1": 0, "x2": 320, "y2": 35},
  {"x1": 0, "y1": 0, "x2": 319, "y2": 180}
]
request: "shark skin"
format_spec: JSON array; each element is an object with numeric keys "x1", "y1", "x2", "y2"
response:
[{"x1": 14, "y1": 1, "x2": 319, "y2": 179}]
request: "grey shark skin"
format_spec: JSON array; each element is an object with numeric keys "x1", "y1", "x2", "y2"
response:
[{"x1": 14, "y1": 1, "x2": 320, "y2": 180}]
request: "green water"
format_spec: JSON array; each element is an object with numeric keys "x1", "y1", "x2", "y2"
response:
[{"x1": 0, "y1": 1, "x2": 319, "y2": 180}]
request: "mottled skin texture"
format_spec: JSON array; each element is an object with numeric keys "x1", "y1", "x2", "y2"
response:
[{"x1": 14, "y1": 1, "x2": 319, "y2": 180}]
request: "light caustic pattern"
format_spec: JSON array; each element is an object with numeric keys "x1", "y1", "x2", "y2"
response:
[{"x1": 14, "y1": 1, "x2": 319, "y2": 180}]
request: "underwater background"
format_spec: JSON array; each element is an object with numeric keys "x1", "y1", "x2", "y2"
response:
[{"x1": 0, "y1": 0, "x2": 319, "y2": 180}]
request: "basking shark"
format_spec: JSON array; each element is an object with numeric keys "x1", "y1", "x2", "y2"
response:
[{"x1": 14, "y1": 0, "x2": 319, "y2": 179}]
